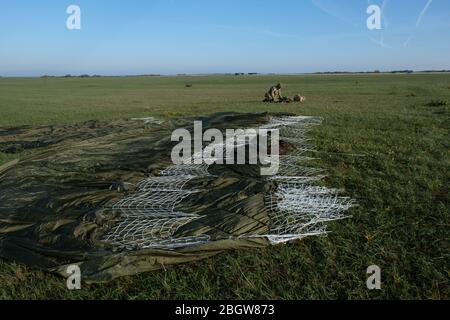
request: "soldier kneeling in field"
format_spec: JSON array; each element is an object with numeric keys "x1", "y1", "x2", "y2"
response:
[{"x1": 263, "y1": 83, "x2": 283, "y2": 102}]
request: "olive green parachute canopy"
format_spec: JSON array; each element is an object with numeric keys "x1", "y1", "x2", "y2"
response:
[{"x1": 0, "y1": 112, "x2": 353, "y2": 282}]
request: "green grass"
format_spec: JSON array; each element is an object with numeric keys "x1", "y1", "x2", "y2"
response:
[{"x1": 0, "y1": 74, "x2": 449, "y2": 299}]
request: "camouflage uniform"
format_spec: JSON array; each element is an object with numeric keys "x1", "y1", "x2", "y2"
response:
[{"x1": 264, "y1": 83, "x2": 283, "y2": 102}]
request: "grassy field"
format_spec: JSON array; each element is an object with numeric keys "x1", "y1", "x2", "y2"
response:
[{"x1": 0, "y1": 74, "x2": 448, "y2": 299}]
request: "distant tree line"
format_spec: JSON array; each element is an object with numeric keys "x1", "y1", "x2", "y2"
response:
[
  {"x1": 40, "y1": 74, "x2": 162, "y2": 78},
  {"x1": 233, "y1": 73, "x2": 259, "y2": 76},
  {"x1": 313, "y1": 70, "x2": 414, "y2": 74},
  {"x1": 419, "y1": 69, "x2": 450, "y2": 73},
  {"x1": 40, "y1": 74, "x2": 102, "y2": 78},
  {"x1": 34, "y1": 70, "x2": 450, "y2": 79},
  {"x1": 313, "y1": 69, "x2": 450, "y2": 74}
]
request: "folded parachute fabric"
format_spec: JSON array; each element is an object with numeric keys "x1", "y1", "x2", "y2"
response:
[{"x1": 0, "y1": 112, "x2": 353, "y2": 282}]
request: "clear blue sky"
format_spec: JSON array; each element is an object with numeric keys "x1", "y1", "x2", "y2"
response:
[{"x1": 1, "y1": 0, "x2": 449, "y2": 76}]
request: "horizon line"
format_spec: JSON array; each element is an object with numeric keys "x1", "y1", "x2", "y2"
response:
[{"x1": 2, "y1": 69, "x2": 450, "y2": 78}]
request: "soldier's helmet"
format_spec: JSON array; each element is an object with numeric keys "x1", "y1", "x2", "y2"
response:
[{"x1": 276, "y1": 83, "x2": 282, "y2": 89}]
